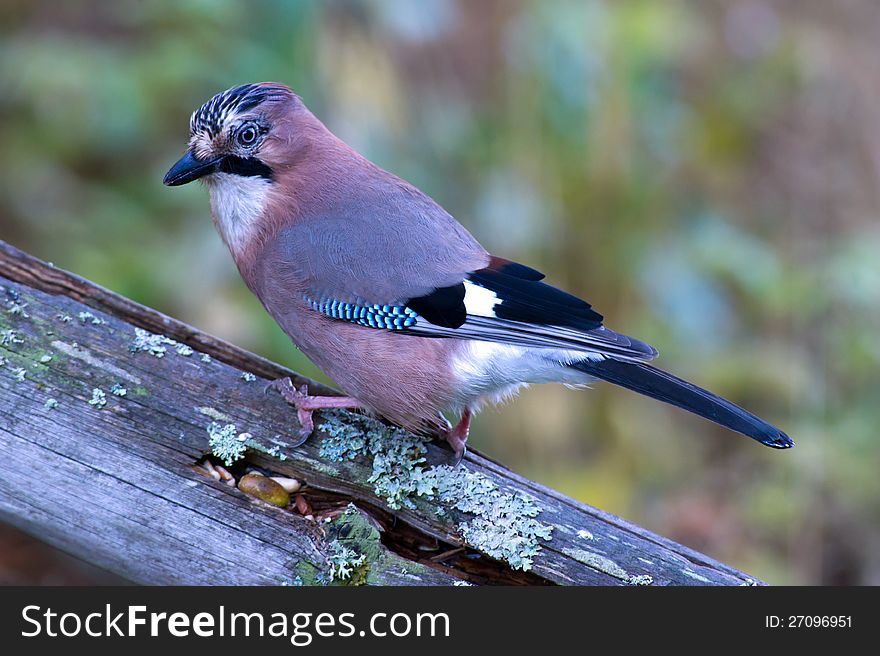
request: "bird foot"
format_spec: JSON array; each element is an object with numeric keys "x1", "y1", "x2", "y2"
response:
[
  {"x1": 266, "y1": 377, "x2": 361, "y2": 447},
  {"x1": 441, "y1": 408, "x2": 472, "y2": 466}
]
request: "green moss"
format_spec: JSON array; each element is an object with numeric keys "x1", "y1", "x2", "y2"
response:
[
  {"x1": 323, "y1": 505, "x2": 375, "y2": 586},
  {"x1": 317, "y1": 412, "x2": 553, "y2": 571},
  {"x1": 291, "y1": 560, "x2": 326, "y2": 587},
  {"x1": 322, "y1": 503, "x2": 441, "y2": 586},
  {"x1": 326, "y1": 540, "x2": 368, "y2": 584}
]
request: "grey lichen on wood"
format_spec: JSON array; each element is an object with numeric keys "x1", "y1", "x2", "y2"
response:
[
  {"x1": 317, "y1": 412, "x2": 553, "y2": 571},
  {"x1": 0, "y1": 240, "x2": 764, "y2": 586}
]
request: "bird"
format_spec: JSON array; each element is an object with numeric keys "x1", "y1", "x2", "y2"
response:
[{"x1": 164, "y1": 82, "x2": 793, "y2": 463}]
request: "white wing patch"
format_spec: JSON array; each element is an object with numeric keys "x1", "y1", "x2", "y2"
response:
[{"x1": 462, "y1": 280, "x2": 499, "y2": 317}]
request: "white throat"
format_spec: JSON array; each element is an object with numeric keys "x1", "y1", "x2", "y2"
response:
[{"x1": 205, "y1": 172, "x2": 271, "y2": 257}]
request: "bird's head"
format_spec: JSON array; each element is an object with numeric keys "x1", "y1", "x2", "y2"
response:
[
  {"x1": 163, "y1": 82, "x2": 319, "y2": 261},
  {"x1": 163, "y1": 82, "x2": 297, "y2": 188}
]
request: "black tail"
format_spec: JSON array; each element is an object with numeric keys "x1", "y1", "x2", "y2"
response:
[{"x1": 572, "y1": 359, "x2": 793, "y2": 449}]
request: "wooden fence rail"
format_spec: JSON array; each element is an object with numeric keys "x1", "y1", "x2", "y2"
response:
[{"x1": 0, "y1": 240, "x2": 760, "y2": 586}]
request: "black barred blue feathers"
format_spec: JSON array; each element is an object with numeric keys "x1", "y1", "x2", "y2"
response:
[{"x1": 305, "y1": 295, "x2": 418, "y2": 330}]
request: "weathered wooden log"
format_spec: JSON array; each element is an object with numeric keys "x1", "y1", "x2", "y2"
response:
[{"x1": 0, "y1": 240, "x2": 761, "y2": 585}]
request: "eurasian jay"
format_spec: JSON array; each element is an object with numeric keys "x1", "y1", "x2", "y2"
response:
[{"x1": 164, "y1": 82, "x2": 793, "y2": 462}]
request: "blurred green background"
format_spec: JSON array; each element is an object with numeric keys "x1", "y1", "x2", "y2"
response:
[{"x1": 1, "y1": 0, "x2": 878, "y2": 585}]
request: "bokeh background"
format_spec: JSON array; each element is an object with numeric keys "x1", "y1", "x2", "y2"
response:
[{"x1": 1, "y1": 0, "x2": 878, "y2": 585}]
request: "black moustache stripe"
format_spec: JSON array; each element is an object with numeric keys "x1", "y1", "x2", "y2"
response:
[{"x1": 218, "y1": 156, "x2": 273, "y2": 181}]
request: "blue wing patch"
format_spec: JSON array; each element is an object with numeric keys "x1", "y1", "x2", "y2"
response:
[{"x1": 305, "y1": 295, "x2": 418, "y2": 330}]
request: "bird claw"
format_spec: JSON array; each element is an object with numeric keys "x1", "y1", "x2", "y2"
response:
[
  {"x1": 447, "y1": 443, "x2": 467, "y2": 467},
  {"x1": 267, "y1": 378, "x2": 316, "y2": 446},
  {"x1": 441, "y1": 408, "x2": 471, "y2": 467},
  {"x1": 291, "y1": 408, "x2": 315, "y2": 447},
  {"x1": 443, "y1": 433, "x2": 467, "y2": 467},
  {"x1": 441, "y1": 408, "x2": 473, "y2": 467},
  {"x1": 267, "y1": 377, "x2": 362, "y2": 448}
]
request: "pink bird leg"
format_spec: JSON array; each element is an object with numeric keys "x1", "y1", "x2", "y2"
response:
[
  {"x1": 442, "y1": 407, "x2": 472, "y2": 465},
  {"x1": 268, "y1": 378, "x2": 361, "y2": 446}
]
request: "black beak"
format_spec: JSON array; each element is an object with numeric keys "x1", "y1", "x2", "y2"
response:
[{"x1": 163, "y1": 151, "x2": 223, "y2": 186}]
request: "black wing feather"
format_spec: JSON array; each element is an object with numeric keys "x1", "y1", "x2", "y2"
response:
[
  {"x1": 468, "y1": 268, "x2": 603, "y2": 331},
  {"x1": 400, "y1": 259, "x2": 657, "y2": 361},
  {"x1": 406, "y1": 284, "x2": 467, "y2": 328}
]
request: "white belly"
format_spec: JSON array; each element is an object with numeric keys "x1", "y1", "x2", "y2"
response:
[{"x1": 449, "y1": 340, "x2": 600, "y2": 411}]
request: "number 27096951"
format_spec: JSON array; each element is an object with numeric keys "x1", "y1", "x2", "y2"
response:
[{"x1": 765, "y1": 616, "x2": 852, "y2": 628}]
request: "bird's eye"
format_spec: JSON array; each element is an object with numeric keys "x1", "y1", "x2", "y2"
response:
[{"x1": 237, "y1": 125, "x2": 258, "y2": 147}]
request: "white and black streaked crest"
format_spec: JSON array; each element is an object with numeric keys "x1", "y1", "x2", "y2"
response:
[{"x1": 189, "y1": 83, "x2": 288, "y2": 137}]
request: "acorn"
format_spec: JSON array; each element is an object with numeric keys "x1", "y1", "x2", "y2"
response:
[{"x1": 238, "y1": 473, "x2": 290, "y2": 507}]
